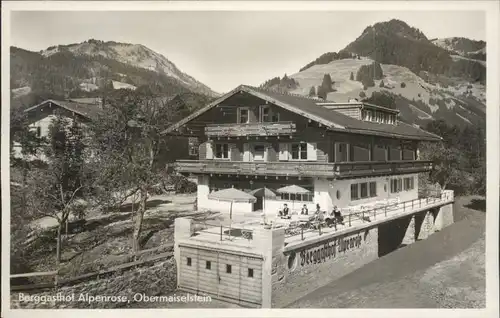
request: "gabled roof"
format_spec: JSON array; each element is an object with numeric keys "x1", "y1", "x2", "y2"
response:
[
  {"x1": 24, "y1": 99, "x2": 102, "y2": 120},
  {"x1": 161, "y1": 85, "x2": 442, "y2": 141}
]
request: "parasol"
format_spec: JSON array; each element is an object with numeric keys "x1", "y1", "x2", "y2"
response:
[
  {"x1": 208, "y1": 188, "x2": 257, "y2": 239},
  {"x1": 276, "y1": 185, "x2": 311, "y2": 211}
]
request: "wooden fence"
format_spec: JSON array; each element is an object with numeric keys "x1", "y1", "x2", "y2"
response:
[{"x1": 10, "y1": 243, "x2": 174, "y2": 292}]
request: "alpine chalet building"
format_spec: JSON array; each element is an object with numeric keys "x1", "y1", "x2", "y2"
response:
[{"x1": 163, "y1": 85, "x2": 441, "y2": 217}]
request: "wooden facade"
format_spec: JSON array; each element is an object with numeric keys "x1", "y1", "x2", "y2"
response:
[
  {"x1": 171, "y1": 90, "x2": 432, "y2": 180},
  {"x1": 175, "y1": 159, "x2": 432, "y2": 179}
]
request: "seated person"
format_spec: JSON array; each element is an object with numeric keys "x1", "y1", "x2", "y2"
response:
[
  {"x1": 301, "y1": 204, "x2": 309, "y2": 215},
  {"x1": 332, "y1": 205, "x2": 344, "y2": 225},
  {"x1": 316, "y1": 209, "x2": 325, "y2": 222},
  {"x1": 280, "y1": 204, "x2": 290, "y2": 217}
]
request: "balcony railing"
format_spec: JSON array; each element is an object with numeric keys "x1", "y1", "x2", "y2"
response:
[
  {"x1": 175, "y1": 160, "x2": 433, "y2": 178},
  {"x1": 205, "y1": 121, "x2": 296, "y2": 137}
]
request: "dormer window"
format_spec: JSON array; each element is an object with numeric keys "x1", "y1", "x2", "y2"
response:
[
  {"x1": 366, "y1": 110, "x2": 373, "y2": 121},
  {"x1": 238, "y1": 108, "x2": 249, "y2": 124},
  {"x1": 362, "y1": 108, "x2": 396, "y2": 125}
]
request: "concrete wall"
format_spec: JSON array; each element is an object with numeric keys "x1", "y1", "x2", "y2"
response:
[
  {"x1": 271, "y1": 227, "x2": 379, "y2": 307},
  {"x1": 268, "y1": 202, "x2": 453, "y2": 307},
  {"x1": 197, "y1": 175, "x2": 253, "y2": 214}
]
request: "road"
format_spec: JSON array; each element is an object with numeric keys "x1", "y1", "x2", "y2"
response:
[{"x1": 288, "y1": 196, "x2": 486, "y2": 308}]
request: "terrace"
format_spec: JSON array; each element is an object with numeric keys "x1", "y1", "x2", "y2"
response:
[{"x1": 186, "y1": 190, "x2": 454, "y2": 249}]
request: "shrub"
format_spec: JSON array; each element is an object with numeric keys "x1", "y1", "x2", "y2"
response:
[
  {"x1": 400, "y1": 82, "x2": 406, "y2": 88},
  {"x1": 359, "y1": 91, "x2": 366, "y2": 98},
  {"x1": 379, "y1": 81, "x2": 385, "y2": 88},
  {"x1": 162, "y1": 175, "x2": 197, "y2": 194},
  {"x1": 349, "y1": 72, "x2": 354, "y2": 81}
]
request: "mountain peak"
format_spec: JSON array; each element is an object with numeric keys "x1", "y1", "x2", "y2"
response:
[
  {"x1": 38, "y1": 39, "x2": 218, "y2": 97},
  {"x1": 361, "y1": 19, "x2": 429, "y2": 42}
]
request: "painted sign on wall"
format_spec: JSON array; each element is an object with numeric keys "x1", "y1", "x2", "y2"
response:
[{"x1": 299, "y1": 233, "x2": 362, "y2": 266}]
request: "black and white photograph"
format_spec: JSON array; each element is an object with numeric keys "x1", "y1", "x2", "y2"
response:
[{"x1": 1, "y1": 1, "x2": 499, "y2": 317}]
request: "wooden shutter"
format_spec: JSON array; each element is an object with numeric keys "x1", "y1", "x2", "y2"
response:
[
  {"x1": 229, "y1": 143, "x2": 237, "y2": 161},
  {"x1": 279, "y1": 143, "x2": 289, "y2": 161},
  {"x1": 243, "y1": 143, "x2": 250, "y2": 162},
  {"x1": 206, "y1": 141, "x2": 213, "y2": 160},
  {"x1": 307, "y1": 142, "x2": 317, "y2": 161}
]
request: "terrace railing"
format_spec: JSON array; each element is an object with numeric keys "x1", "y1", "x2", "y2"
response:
[
  {"x1": 283, "y1": 190, "x2": 454, "y2": 241},
  {"x1": 191, "y1": 221, "x2": 254, "y2": 241},
  {"x1": 205, "y1": 121, "x2": 296, "y2": 138},
  {"x1": 176, "y1": 160, "x2": 433, "y2": 178}
]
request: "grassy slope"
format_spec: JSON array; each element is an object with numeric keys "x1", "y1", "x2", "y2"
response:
[{"x1": 285, "y1": 58, "x2": 485, "y2": 126}]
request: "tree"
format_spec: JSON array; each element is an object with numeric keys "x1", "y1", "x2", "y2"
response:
[
  {"x1": 362, "y1": 91, "x2": 396, "y2": 109},
  {"x1": 419, "y1": 142, "x2": 469, "y2": 194},
  {"x1": 349, "y1": 72, "x2": 354, "y2": 81},
  {"x1": 308, "y1": 86, "x2": 316, "y2": 97},
  {"x1": 25, "y1": 114, "x2": 89, "y2": 265},
  {"x1": 89, "y1": 88, "x2": 182, "y2": 252},
  {"x1": 321, "y1": 74, "x2": 333, "y2": 91},
  {"x1": 317, "y1": 85, "x2": 327, "y2": 100}
]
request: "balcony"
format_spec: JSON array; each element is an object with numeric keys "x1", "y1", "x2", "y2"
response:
[
  {"x1": 205, "y1": 121, "x2": 296, "y2": 138},
  {"x1": 175, "y1": 160, "x2": 433, "y2": 179},
  {"x1": 334, "y1": 160, "x2": 433, "y2": 179}
]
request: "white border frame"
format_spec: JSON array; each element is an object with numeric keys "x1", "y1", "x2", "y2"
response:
[{"x1": 2, "y1": 2, "x2": 499, "y2": 318}]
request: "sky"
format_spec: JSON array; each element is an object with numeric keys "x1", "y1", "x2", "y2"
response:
[{"x1": 10, "y1": 10, "x2": 486, "y2": 93}]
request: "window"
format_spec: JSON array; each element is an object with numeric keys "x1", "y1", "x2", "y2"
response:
[
  {"x1": 291, "y1": 143, "x2": 307, "y2": 160},
  {"x1": 271, "y1": 112, "x2": 280, "y2": 122},
  {"x1": 226, "y1": 264, "x2": 232, "y2": 274},
  {"x1": 360, "y1": 183, "x2": 368, "y2": 198},
  {"x1": 350, "y1": 184, "x2": 359, "y2": 200},
  {"x1": 248, "y1": 268, "x2": 254, "y2": 278},
  {"x1": 189, "y1": 146, "x2": 198, "y2": 156},
  {"x1": 260, "y1": 106, "x2": 271, "y2": 122},
  {"x1": 369, "y1": 182, "x2": 377, "y2": 197},
  {"x1": 206, "y1": 261, "x2": 211, "y2": 270},
  {"x1": 187, "y1": 257, "x2": 192, "y2": 266},
  {"x1": 253, "y1": 145, "x2": 265, "y2": 161},
  {"x1": 238, "y1": 108, "x2": 249, "y2": 124},
  {"x1": 188, "y1": 138, "x2": 199, "y2": 156},
  {"x1": 404, "y1": 177, "x2": 415, "y2": 190},
  {"x1": 390, "y1": 178, "x2": 403, "y2": 193},
  {"x1": 215, "y1": 143, "x2": 229, "y2": 159},
  {"x1": 335, "y1": 142, "x2": 349, "y2": 162},
  {"x1": 366, "y1": 110, "x2": 373, "y2": 121}
]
